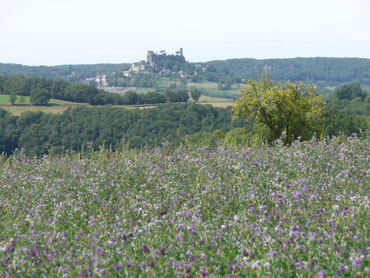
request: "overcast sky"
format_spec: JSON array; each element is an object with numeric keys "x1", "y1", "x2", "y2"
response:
[{"x1": 0, "y1": 0, "x2": 369, "y2": 66}]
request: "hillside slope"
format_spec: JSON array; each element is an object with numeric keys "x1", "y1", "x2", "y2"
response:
[
  {"x1": 207, "y1": 57, "x2": 370, "y2": 86},
  {"x1": 2, "y1": 58, "x2": 370, "y2": 87},
  {"x1": 0, "y1": 63, "x2": 130, "y2": 82}
]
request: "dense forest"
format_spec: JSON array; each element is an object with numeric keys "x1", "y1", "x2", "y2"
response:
[
  {"x1": 0, "y1": 104, "x2": 250, "y2": 156},
  {"x1": 323, "y1": 82, "x2": 369, "y2": 136},
  {"x1": 207, "y1": 57, "x2": 370, "y2": 86}
]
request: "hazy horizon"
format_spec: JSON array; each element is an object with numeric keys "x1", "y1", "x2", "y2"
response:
[{"x1": 1, "y1": 0, "x2": 369, "y2": 66}]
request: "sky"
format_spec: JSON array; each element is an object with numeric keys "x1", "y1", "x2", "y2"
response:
[{"x1": 0, "y1": 0, "x2": 369, "y2": 66}]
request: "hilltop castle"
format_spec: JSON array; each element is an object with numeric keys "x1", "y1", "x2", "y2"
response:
[
  {"x1": 125, "y1": 48, "x2": 186, "y2": 76},
  {"x1": 147, "y1": 48, "x2": 185, "y2": 67}
]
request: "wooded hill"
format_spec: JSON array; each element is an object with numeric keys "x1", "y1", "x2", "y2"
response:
[
  {"x1": 0, "y1": 63, "x2": 130, "y2": 82},
  {"x1": 1, "y1": 57, "x2": 370, "y2": 87},
  {"x1": 207, "y1": 57, "x2": 370, "y2": 86}
]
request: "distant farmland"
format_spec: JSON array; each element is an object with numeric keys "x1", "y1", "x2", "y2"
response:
[
  {"x1": 0, "y1": 94, "x2": 233, "y2": 115},
  {"x1": 0, "y1": 95, "x2": 86, "y2": 115}
]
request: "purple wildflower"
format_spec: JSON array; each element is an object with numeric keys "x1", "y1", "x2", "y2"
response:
[
  {"x1": 142, "y1": 245, "x2": 150, "y2": 253},
  {"x1": 115, "y1": 263, "x2": 122, "y2": 270},
  {"x1": 352, "y1": 258, "x2": 361, "y2": 267}
]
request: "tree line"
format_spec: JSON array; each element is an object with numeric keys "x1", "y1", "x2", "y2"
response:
[
  {"x1": 0, "y1": 104, "x2": 248, "y2": 156},
  {"x1": 0, "y1": 63, "x2": 130, "y2": 82},
  {"x1": 324, "y1": 82, "x2": 369, "y2": 137},
  {"x1": 0, "y1": 75, "x2": 112, "y2": 104},
  {"x1": 327, "y1": 82, "x2": 369, "y2": 116},
  {"x1": 0, "y1": 75, "x2": 202, "y2": 105}
]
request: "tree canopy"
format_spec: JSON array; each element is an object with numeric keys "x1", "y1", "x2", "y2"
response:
[
  {"x1": 208, "y1": 57, "x2": 370, "y2": 86},
  {"x1": 30, "y1": 88, "x2": 51, "y2": 105},
  {"x1": 9, "y1": 93, "x2": 17, "y2": 105},
  {"x1": 332, "y1": 82, "x2": 367, "y2": 100},
  {"x1": 190, "y1": 88, "x2": 202, "y2": 102},
  {"x1": 0, "y1": 104, "x2": 249, "y2": 156},
  {"x1": 233, "y1": 74, "x2": 326, "y2": 145}
]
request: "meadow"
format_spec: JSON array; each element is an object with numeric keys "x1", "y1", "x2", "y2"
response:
[
  {"x1": 187, "y1": 81, "x2": 242, "y2": 99},
  {"x1": 198, "y1": 95, "x2": 232, "y2": 102},
  {"x1": 0, "y1": 95, "x2": 80, "y2": 106},
  {"x1": 134, "y1": 79, "x2": 241, "y2": 100},
  {"x1": 0, "y1": 134, "x2": 369, "y2": 277},
  {"x1": 198, "y1": 95, "x2": 234, "y2": 108},
  {"x1": 0, "y1": 93, "x2": 232, "y2": 115},
  {"x1": 0, "y1": 95, "x2": 86, "y2": 116}
]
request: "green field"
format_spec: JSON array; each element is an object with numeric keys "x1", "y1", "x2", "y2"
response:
[
  {"x1": 199, "y1": 95, "x2": 233, "y2": 102},
  {"x1": 198, "y1": 95, "x2": 234, "y2": 108},
  {"x1": 0, "y1": 94, "x2": 234, "y2": 115},
  {"x1": 131, "y1": 79, "x2": 242, "y2": 99},
  {"x1": 187, "y1": 81, "x2": 236, "y2": 90},
  {"x1": 0, "y1": 95, "x2": 81, "y2": 105},
  {"x1": 134, "y1": 87, "x2": 157, "y2": 94},
  {"x1": 200, "y1": 102, "x2": 233, "y2": 108},
  {"x1": 157, "y1": 77, "x2": 172, "y2": 87},
  {"x1": 0, "y1": 95, "x2": 87, "y2": 115},
  {"x1": 324, "y1": 86, "x2": 337, "y2": 91},
  {"x1": 188, "y1": 80, "x2": 243, "y2": 91},
  {"x1": 187, "y1": 81, "x2": 242, "y2": 99}
]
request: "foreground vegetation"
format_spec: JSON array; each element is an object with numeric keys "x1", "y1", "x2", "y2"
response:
[
  {"x1": 0, "y1": 134, "x2": 369, "y2": 276},
  {"x1": 233, "y1": 75, "x2": 326, "y2": 145}
]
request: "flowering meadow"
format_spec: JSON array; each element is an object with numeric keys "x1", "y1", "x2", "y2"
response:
[{"x1": 0, "y1": 134, "x2": 369, "y2": 277}]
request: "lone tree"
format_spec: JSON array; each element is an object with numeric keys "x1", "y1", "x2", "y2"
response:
[
  {"x1": 233, "y1": 74, "x2": 326, "y2": 145},
  {"x1": 190, "y1": 88, "x2": 201, "y2": 102},
  {"x1": 30, "y1": 88, "x2": 51, "y2": 105},
  {"x1": 9, "y1": 92, "x2": 17, "y2": 105}
]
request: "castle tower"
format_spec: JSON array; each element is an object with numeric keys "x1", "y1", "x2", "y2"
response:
[
  {"x1": 147, "y1": 50, "x2": 152, "y2": 63},
  {"x1": 147, "y1": 50, "x2": 155, "y2": 67},
  {"x1": 179, "y1": 48, "x2": 183, "y2": 56}
]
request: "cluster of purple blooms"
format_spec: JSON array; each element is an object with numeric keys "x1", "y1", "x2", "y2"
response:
[{"x1": 0, "y1": 133, "x2": 369, "y2": 276}]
